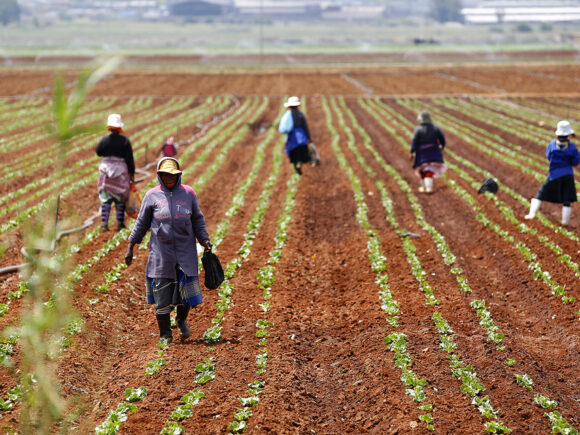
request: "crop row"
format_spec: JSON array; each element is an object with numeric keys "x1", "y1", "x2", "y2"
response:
[
  {"x1": 399, "y1": 97, "x2": 580, "y2": 193},
  {"x1": 0, "y1": 96, "x2": 231, "y2": 236},
  {"x1": 370, "y1": 98, "x2": 578, "y2": 304},
  {"x1": 381, "y1": 98, "x2": 578, "y2": 243},
  {"x1": 0, "y1": 95, "x2": 263, "y2": 430},
  {"x1": 0, "y1": 96, "x2": 152, "y2": 182},
  {"x1": 0, "y1": 96, "x2": 192, "y2": 201},
  {"x1": 227, "y1": 100, "x2": 304, "y2": 433},
  {"x1": 508, "y1": 97, "x2": 580, "y2": 121},
  {"x1": 92, "y1": 96, "x2": 273, "y2": 432},
  {"x1": 322, "y1": 97, "x2": 435, "y2": 429},
  {"x1": 0, "y1": 96, "x2": 127, "y2": 157},
  {"x1": 328, "y1": 96, "x2": 516, "y2": 432},
  {"x1": 161, "y1": 109, "x2": 289, "y2": 434},
  {"x1": 438, "y1": 96, "x2": 551, "y2": 143},
  {"x1": 352, "y1": 96, "x2": 577, "y2": 431}
]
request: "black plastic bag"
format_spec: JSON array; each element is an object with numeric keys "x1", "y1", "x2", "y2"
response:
[
  {"x1": 478, "y1": 177, "x2": 499, "y2": 194},
  {"x1": 202, "y1": 251, "x2": 224, "y2": 290}
]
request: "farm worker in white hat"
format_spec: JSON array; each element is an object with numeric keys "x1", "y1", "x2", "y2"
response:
[
  {"x1": 278, "y1": 96, "x2": 320, "y2": 175},
  {"x1": 525, "y1": 120, "x2": 580, "y2": 225},
  {"x1": 125, "y1": 157, "x2": 213, "y2": 344},
  {"x1": 410, "y1": 110, "x2": 447, "y2": 193},
  {"x1": 95, "y1": 113, "x2": 135, "y2": 231}
]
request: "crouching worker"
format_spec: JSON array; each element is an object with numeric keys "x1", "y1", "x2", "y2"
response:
[
  {"x1": 124, "y1": 157, "x2": 212, "y2": 343},
  {"x1": 525, "y1": 120, "x2": 580, "y2": 225}
]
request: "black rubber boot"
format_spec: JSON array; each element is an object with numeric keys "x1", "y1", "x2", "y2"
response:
[
  {"x1": 175, "y1": 305, "x2": 191, "y2": 339},
  {"x1": 115, "y1": 202, "x2": 126, "y2": 231},
  {"x1": 293, "y1": 162, "x2": 302, "y2": 175},
  {"x1": 100, "y1": 202, "x2": 111, "y2": 231},
  {"x1": 156, "y1": 314, "x2": 173, "y2": 343}
]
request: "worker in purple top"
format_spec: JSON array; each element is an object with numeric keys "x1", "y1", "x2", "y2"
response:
[
  {"x1": 525, "y1": 120, "x2": 580, "y2": 225},
  {"x1": 410, "y1": 110, "x2": 447, "y2": 194},
  {"x1": 125, "y1": 157, "x2": 212, "y2": 343}
]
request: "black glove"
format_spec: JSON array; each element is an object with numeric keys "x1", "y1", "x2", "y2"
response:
[{"x1": 201, "y1": 240, "x2": 212, "y2": 251}]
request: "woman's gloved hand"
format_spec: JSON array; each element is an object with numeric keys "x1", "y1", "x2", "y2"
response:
[
  {"x1": 201, "y1": 240, "x2": 213, "y2": 252},
  {"x1": 125, "y1": 243, "x2": 135, "y2": 266}
]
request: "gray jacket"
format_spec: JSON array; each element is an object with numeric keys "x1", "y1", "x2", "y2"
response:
[{"x1": 129, "y1": 170, "x2": 209, "y2": 279}]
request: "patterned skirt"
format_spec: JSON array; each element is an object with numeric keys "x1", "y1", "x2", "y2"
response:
[
  {"x1": 146, "y1": 266, "x2": 203, "y2": 314},
  {"x1": 414, "y1": 162, "x2": 448, "y2": 179},
  {"x1": 98, "y1": 156, "x2": 130, "y2": 202}
]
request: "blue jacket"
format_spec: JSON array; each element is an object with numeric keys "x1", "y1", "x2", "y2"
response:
[
  {"x1": 129, "y1": 166, "x2": 209, "y2": 279},
  {"x1": 280, "y1": 108, "x2": 311, "y2": 155},
  {"x1": 546, "y1": 139, "x2": 580, "y2": 180}
]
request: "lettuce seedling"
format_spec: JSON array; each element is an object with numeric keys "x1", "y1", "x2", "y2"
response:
[
  {"x1": 484, "y1": 420, "x2": 512, "y2": 433},
  {"x1": 171, "y1": 404, "x2": 193, "y2": 421},
  {"x1": 229, "y1": 420, "x2": 247, "y2": 433},
  {"x1": 124, "y1": 387, "x2": 147, "y2": 402},
  {"x1": 533, "y1": 394, "x2": 557, "y2": 410},
  {"x1": 239, "y1": 396, "x2": 259, "y2": 407},
  {"x1": 544, "y1": 411, "x2": 577, "y2": 434},
  {"x1": 181, "y1": 389, "x2": 205, "y2": 406},
  {"x1": 514, "y1": 374, "x2": 534, "y2": 391},
  {"x1": 234, "y1": 407, "x2": 253, "y2": 421},
  {"x1": 159, "y1": 421, "x2": 184, "y2": 435}
]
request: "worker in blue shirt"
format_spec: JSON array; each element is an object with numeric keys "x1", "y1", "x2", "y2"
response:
[{"x1": 525, "y1": 120, "x2": 580, "y2": 225}]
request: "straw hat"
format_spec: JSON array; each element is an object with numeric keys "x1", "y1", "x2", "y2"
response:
[
  {"x1": 107, "y1": 113, "x2": 124, "y2": 128},
  {"x1": 555, "y1": 120, "x2": 574, "y2": 136},
  {"x1": 417, "y1": 110, "x2": 432, "y2": 124},
  {"x1": 157, "y1": 157, "x2": 182, "y2": 175},
  {"x1": 284, "y1": 96, "x2": 301, "y2": 107}
]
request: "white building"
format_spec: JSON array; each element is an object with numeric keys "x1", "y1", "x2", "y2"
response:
[
  {"x1": 233, "y1": 0, "x2": 321, "y2": 18},
  {"x1": 462, "y1": 0, "x2": 580, "y2": 23}
]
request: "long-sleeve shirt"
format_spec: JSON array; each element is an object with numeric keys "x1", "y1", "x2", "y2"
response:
[
  {"x1": 129, "y1": 175, "x2": 209, "y2": 279},
  {"x1": 546, "y1": 139, "x2": 580, "y2": 180},
  {"x1": 96, "y1": 132, "x2": 135, "y2": 175}
]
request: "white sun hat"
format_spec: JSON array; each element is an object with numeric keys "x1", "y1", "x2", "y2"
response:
[
  {"x1": 555, "y1": 120, "x2": 574, "y2": 136},
  {"x1": 107, "y1": 113, "x2": 124, "y2": 128},
  {"x1": 284, "y1": 96, "x2": 301, "y2": 107}
]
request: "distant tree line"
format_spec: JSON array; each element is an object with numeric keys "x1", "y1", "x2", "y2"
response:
[{"x1": 0, "y1": 0, "x2": 20, "y2": 25}]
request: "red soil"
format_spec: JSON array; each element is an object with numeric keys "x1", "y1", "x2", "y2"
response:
[{"x1": 0, "y1": 59, "x2": 578, "y2": 434}]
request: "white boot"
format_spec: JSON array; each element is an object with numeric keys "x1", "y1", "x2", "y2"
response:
[
  {"x1": 562, "y1": 206, "x2": 571, "y2": 225},
  {"x1": 424, "y1": 177, "x2": 434, "y2": 193},
  {"x1": 525, "y1": 198, "x2": 541, "y2": 219},
  {"x1": 418, "y1": 179, "x2": 426, "y2": 193}
]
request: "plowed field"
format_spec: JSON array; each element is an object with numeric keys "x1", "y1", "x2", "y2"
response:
[{"x1": 0, "y1": 60, "x2": 579, "y2": 434}]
